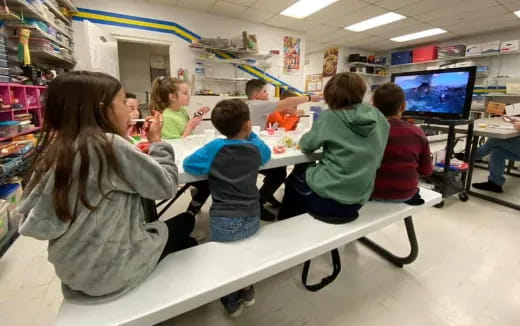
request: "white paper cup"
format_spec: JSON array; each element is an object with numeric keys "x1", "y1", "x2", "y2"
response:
[{"x1": 252, "y1": 126, "x2": 261, "y2": 134}]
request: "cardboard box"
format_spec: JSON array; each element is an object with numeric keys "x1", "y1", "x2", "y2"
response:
[
  {"x1": 500, "y1": 40, "x2": 519, "y2": 52},
  {"x1": 505, "y1": 103, "x2": 520, "y2": 116},
  {"x1": 391, "y1": 51, "x2": 413, "y2": 65},
  {"x1": 438, "y1": 44, "x2": 466, "y2": 58},
  {"x1": 506, "y1": 82, "x2": 520, "y2": 95},
  {"x1": 486, "y1": 101, "x2": 506, "y2": 115},
  {"x1": 466, "y1": 44, "x2": 481, "y2": 56},
  {"x1": 413, "y1": 46, "x2": 438, "y2": 62},
  {"x1": 481, "y1": 41, "x2": 500, "y2": 54}
]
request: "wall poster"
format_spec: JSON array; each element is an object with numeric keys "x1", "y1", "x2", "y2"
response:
[
  {"x1": 322, "y1": 48, "x2": 339, "y2": 77},
  {"x1": 283, "y1": 36, "x2": 301, "y2": 73}
]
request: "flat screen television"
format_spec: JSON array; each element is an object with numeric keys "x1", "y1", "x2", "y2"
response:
[{"x1": 391, "y1": 66, "x2": 476, "y2": 120}]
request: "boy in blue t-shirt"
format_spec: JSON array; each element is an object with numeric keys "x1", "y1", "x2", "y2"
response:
[{"x1": 183, "y1": 99, "x2": 271, "y2": 317}]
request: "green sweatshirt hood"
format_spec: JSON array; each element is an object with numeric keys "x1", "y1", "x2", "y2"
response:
[{"x1": 332, "y1": 103, "x2": 380, "y2": 137}]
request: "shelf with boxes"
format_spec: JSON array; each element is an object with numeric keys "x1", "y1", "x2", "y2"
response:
[
  {"x1": 346, "y1": 53, "x2": 389, "y2": 78},
  {"x1": 390, "y1": 43, "x2": 520, "y2": 67},
  {"x1": 2, "y1": 0, "x2": 76, "y2": 74},
  {"x1": 6, "y1": 0, "x2": 73, "y2": 38},
  {"x1": 0, "y1": 83, "x2": 45, "y2": 141}
]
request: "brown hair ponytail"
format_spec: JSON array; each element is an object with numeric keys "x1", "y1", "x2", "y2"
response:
[{"x1": 150, "y1": 76, "x2": 185, "y2": 112}]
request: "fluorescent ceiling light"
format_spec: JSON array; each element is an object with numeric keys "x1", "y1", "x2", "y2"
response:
[
  {"x1": 515, "y1": 10, "x2": 520, "y2": 18},
  {"x1": 391, "y1": 28, "x2": 447, "y2": 42},
  {"x1": 345, "y1": 12, "x2": 406, "y2": 32},
  {"x1": 280, "y1": 0, "x2": 339, "y2": 19}
]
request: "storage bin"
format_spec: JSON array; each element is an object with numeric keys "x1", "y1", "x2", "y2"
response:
[
  {"x1": 0, "y1": 121, "x2": 20, "y2": 138},
  {"x1": 0, "y1": 200, "x2": 9, "y2": 242},
  {"x1": 466, "y1": 44, "x2": 481, "y2": 56},
  {"x1": 500, "y1": 40, "x2": 519, "y2": 52},
  {"x1": 0, "y1": 59, "x2": 7, "y2": 68},
  {"x1": 481, "y1": 41, "x2": 500, "y2": 54},
  {"x1": 0, "y1": 183, "x2": 22, "y2": 205},
  {"x1": 413, "y1": 46, "x2": 438, "y2": 62},
  {"x1": 391, "y1": 51, "x2": 413, "y2": 65},
  {"x1": 438, "y1": 44, "x2": 466, "y2": 58},
  {"x1": 0, "y1": 68, "x2": 8, "y2": 76}
]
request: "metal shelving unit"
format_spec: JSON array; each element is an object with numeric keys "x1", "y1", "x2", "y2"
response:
[
  {"x1": 58, "y1": 0, "x2": 78, "y2": 12},
  {"x1": 195, "y1": 76, "x2": 250, "y2": 82},
  {"x1": 44, "y1": 2, "x2": 71, "y2": 24},
  {"x1": 346, "y1": 62, "x2": 389, "y2": 69},
  {"x1": 190, "y1": 44, "x2": 272, "y2": 96},
  {"x1": 354, "y1": 72, "x2": 388, "y2": 78},
  {"x1": 6, "y1": 0, "x2": 72, "y2": 38},
  {"x1": 31, "y1": 49, "x2": 75, "y2": 66}
]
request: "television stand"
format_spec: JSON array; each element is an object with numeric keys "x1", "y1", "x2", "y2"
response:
[{"x1": 414, "y1": 117, "x2": 474, "y2": 207}]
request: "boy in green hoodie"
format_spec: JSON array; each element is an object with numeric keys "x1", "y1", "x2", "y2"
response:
[{"x1": 278, "y1": 73, "x2": 390, "y2": 223}]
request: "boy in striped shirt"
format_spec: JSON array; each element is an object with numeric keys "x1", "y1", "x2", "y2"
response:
[{"x1": 372, "y1": 83, "x2": 433, "y2": 205}]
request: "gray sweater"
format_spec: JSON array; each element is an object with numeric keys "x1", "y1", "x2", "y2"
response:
[{"x1": 17, "y1": 134, "x2": 178, "y2": 303}]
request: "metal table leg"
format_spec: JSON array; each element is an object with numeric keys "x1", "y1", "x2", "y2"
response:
[{"x1": 358, "y1": 217, "x2": 418, "y2": 268}]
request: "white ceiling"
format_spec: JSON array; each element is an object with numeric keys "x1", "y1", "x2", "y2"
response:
[{"x1": 148, "y1": 0, "x2": 520, "y2": 53}]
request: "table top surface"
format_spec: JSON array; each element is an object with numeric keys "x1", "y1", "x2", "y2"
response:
[
  {"x1": 164, "y1": 135, "x2": 321, "y2": 184},
  {"x1": 427, "y1": 118, "x2": 520, "y2": 139}
]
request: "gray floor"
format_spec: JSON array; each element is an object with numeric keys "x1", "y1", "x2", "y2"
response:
[{"x1": 1, "y1": 174, "x2": 519, "y2": 326}]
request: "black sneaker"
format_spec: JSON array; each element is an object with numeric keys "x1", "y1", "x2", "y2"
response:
[
  {"x1": 220, "y1": 292, "x2": 243, "y2": 317},
  {"x1": 472, "y1": 181, "x2": 503, "y2": 193},
  {"x1": 239, "y1": 286, "x2": 255, "y2": 307},
  {"x1": 454, "y1": 152, "x2": 466, "y2": 161},
  {"x1": 267, "y1": 196, "x2": 282, "y2": 208},
  {"x1": 260, "y1": 205, "x2": 276, "y2": 221}
]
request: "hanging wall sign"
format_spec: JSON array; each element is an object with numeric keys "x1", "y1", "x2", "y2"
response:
[
  {"x1": 283, "y1": 36, "x2": 301, "y2": 74},
  {"x1": 323, "y1": 48, "x2": 339, "y2": 77}
]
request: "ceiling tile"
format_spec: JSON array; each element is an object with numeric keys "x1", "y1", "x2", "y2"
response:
[
  {"x1": 396, "y1": 0, "x2": 458, "y2": 17},
  {"x1": 252, "y1": 0, "x2": 298, "y2": 14},
  {"x1": 302, "y1": 0, "x2": 369, "y2": 25},
  {"x1": 372, "y1": 0, "x2": 423, "y2": 10},
  {"x1": 414, "y1": 0, "x2": 500, "y2": 23},
  {"x1": 211, "y1": 1, "x2": 248, "y2": 17},
  {"x1": 264, "y1": 14, "x2": 300, "y2": 27},
  {"x1": 305, "y1": 24, "x2": 340, "y2": 40},
  {"x1": 241, "y1": 8, "x2": 275, "y2": 23},
  {"x1": 147, "y1": 0, "x2": 179, "y2": 5},
  {"x1": 368, "y1": 21, "x2": 434, "y2": 39},
  {"x1": 284, "y1": 19, "x2": 321, "y2": 32},
  {"x1": 222, "y1": 0, "x2": 257, "y2": 5},
  {"x1": 176, "y1": 0, "x2": 216, "y2": 12},
  {"x1": 319, "y1": 29, "x2": 368, "y2": 44},
  {"x1": 341, "y1": 5, "x2": 389, "y2": 27},
  {"x1": 496, "y1": 0, "x2": 520, "y2": 11}
]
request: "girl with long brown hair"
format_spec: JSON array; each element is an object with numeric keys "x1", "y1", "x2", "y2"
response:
[{"x1": 17, "y1": 71, "x2": 196, "y2": 303}]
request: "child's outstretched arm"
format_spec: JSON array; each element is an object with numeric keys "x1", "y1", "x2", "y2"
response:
[
  {"x1": 183, "y1": 140, "x2": 224, "y2": 175},
  {"x1": 248, "y1": 132, "x2": 271, "y2": 165}
]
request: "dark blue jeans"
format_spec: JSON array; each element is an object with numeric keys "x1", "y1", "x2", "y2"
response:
[{"x1": 278, "y1": 166, "x2": 362, "y2": 224}]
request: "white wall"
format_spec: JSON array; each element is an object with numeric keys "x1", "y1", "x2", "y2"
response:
[{"x1": 73, "y1": 0, "x2": 306, "y2": 92}]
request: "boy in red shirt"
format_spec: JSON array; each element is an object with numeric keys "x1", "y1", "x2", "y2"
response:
[{"x1": 372, "y1": 83, "x2": 433, "y2": 205}]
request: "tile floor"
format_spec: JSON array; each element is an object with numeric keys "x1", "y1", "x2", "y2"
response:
[{"x1": 0, "y1": 172, "x2": 519, "y2": 326}]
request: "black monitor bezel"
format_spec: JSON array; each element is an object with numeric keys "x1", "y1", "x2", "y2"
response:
[{"x1": 391, "y1": 66, "x2": 477, "y2": 120}]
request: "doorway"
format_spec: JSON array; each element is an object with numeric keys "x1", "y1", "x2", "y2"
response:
[{"x1": 117, "y1": 41, "x2": 170, "y2": 115}]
